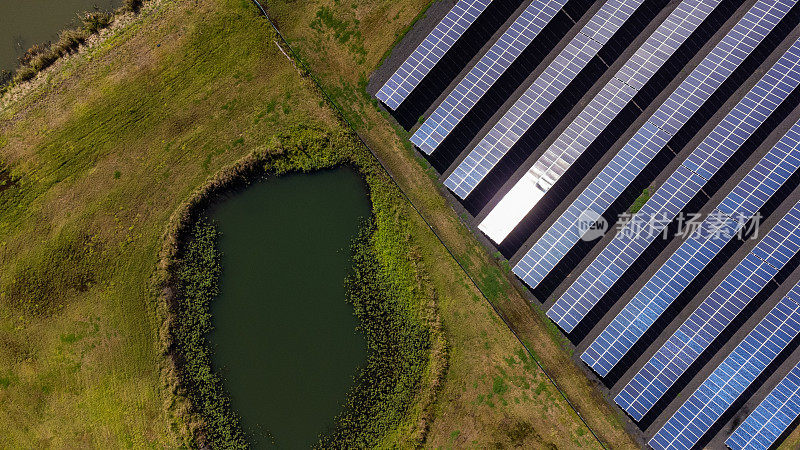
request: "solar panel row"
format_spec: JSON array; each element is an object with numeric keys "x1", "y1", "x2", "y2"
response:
[
  {"x1": 443, "y1": 0, "x2": 646, "y2": 199},
  {"x1": 727, "y1": 360, "x2": 800, "y2": 450},
  {"x1": 549, "y1": 38, "x2": 800, "y2": 336},
  {"x1": 650, "y1": 286, "x2": 800, "y2": 449},
  {"x1": 478, "y1": 0, "x2": 721, "y2": 244},
  {"x1": 376, "y1": 0, "x2": 492, "y2": 110},
  {"x1": 583, "y1": 87, "x2": 800, "y2": 378},
  {"x1": 516, "y1": 0, "x2": 793, "y2": 298},
  {"x1": 410, "y1": 0, "x2": 569, "y2": 154},
  {"x1": 616, "y1": 199, "x2": 800, "y2": 421}
]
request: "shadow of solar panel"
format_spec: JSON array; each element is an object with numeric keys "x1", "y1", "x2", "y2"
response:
[
  {"x1": 727, "y1": 360, "x2": 800, "y2": 450},
  {"x1": 444, "y1": 0, "x2": 648, "y2": 199},
  {"x1": 584, "y1": 119, "x2": 800, "y2": 377},
  {"x1": 477, "y1": 0, "x2": 724, "y2": 245},
  {"x1": 410, "y1": 0, "x2": 570, "y2": 154},
  {"x1": 517, "y1": 0, "x2": 795, "y2": 299}
]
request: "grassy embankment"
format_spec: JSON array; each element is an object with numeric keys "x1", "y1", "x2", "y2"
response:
[
  {"x1": 1, "y1": 0, "x2": 144, "y2": 91},
  {"x1": 266, "y1": 0, "x2": 642, "y2": 448},
  {"x1": 0, "y1": 0, "x2": 600, "y2": 447}
]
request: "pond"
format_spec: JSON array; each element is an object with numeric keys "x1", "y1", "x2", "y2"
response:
[
  {"x1": 207, "y1": 167, "x2": 371, "y2": 448},
  {"x1": 1, "y1": 0, "x2": 120, "y2": 72}
]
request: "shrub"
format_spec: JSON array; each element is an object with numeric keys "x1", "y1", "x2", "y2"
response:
[
  {"x1": 120, "y1": 0, "x2": 144, "y2": 13},
  {"x1": 0, "y1": 70, "x2": 11, "y2": 86},
  {"x1": 82, "y1": 11, "x2": 114, "y2": 34}
]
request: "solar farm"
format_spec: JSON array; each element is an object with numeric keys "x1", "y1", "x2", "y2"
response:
[{"x1": 372, "y1": 0, "x2": 800, "y2": 448}]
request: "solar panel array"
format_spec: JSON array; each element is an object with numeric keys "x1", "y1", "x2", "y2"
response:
[
  {"x1": 549, "y1": 38, "x2": 800, "y2": 335},
  {"x1": 376, "y1": 0, "x2": 492, "y2": 110},
  {"x1": 378, "y1": 0, "x2": 800, "y2": 444},
  {"x1": 616, "y1": 199, "x2": 800, "y2": 421},
  {"x1": 477, "y1": 0, "x2": 722, "y2": 244},
  {"x1": 650, "y1": 288, "x2": 800, "y2": 449},
  {"x1": 443, "y1": 0, "x2": 645, "y2": 199},
  {"x1": 727, "y1": 360, "x2": 800, "y2": 450},
  {"x1": 409, "y1": 0, "x2": 569, "y2": 154},
  {"x1": 583, "y1": 87, "x2": 800, "y2": 378},
  {"x1": 512, "y1": 0, "x2": 794, "y2": 294}
]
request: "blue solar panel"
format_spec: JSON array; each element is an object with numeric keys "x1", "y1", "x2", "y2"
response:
[
  {"x1": 583, "y1": 110, "x2": 800, "y2": 377},
  {"x1": 443, "y1": 0, "x2": 646, "y2": 199},
  {"x1": 409, "y1": 0, "x2": 569, "y2": 154},
  {"x1": 650, "y1": 288, "x2": 800, "y2": 450},
  {"x1": 478, "y1": 0, "x2": 722, "y2": 244},
  {"x1": 549, "y1": 38, "x2": 800, "y2": 334},
  {"x1": 376, "y1": 0, "x2": 492, "y2": 110},
  {"x1": 727, "y1": 361, "x2": 800, "y2": 450},
  {"x1": 616, "y1": 200, "x2": 800, "y2": 421},
  {"x1": 516, "y1": 0, "x2": 793, "y2": 295},
  {"x1": 582, "y1": 212, "x2": 744, "y2": 375}
]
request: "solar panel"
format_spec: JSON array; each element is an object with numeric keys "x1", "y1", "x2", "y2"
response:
[
  {"x1": 583, "y1": 110, "x2": 800, "y2": 377},
  {"x1": 616, "y1": 199, "x2": 800, "y2": 421},
  {"x1": 650, "y1": 288, "x2": 800, "y2": 450},
  {"x1": 727, "y1": 360, "x2": 800, "y2": 450},
  {"x1": 549, "y1": 38, "x2": 800, "y2": 335},
  {"x1": 478, "y1": 0, "x2": 722, "y2": 244},
  {"x1": 409, "y1": 0, "x2": 569, "y2": 154},
  {"x1": 515, "y1": 0, "x2": 793, "y2": 293},
  {"x1": 376, "y1": 0, "x2": 492, "y2": 110},
  {"x1": 443, "y1": 0, "x2": 646, "y2": 199}
]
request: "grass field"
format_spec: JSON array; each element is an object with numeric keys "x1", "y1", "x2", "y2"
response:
[{"x1": 0, "y1": 0, "x2": 606, "y2": 447}]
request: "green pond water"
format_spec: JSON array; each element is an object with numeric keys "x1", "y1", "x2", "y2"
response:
[
  {"x1": 1, "y1": 0, "x2": 120, "y2": 72},
  {"x1": 208, "y1": 167, "x2": 371, "y2": 448}
]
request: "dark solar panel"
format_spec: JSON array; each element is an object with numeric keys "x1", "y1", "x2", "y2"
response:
[
  {"x1": 477, "y1": 0, "x2": 723, "y2": 244},
  {"x1": 516, "y1": 0, "x2": 793, "y2": 300},
  {"x1": 617, "y1": 199, "x2": 800, "y2": 421},
  {"x1": 376, "y1": 0, "x2": 492, "y2": 110},
  {"x1": 410, "y1": 0, "x2": 569, "y2": 154},
  {"x1": 584, "y1": 110, "x2": 800, "y2": 377},
  {"x1": 727, "y1": 359, "x2": 800, "y2": 450},
  {"x1": 444, "y1": 0, "x2": 645, "y2": 198}
]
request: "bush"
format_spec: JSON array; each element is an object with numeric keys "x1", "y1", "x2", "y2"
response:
[
  {"x1": 120, "y1": 0, "x2": 144, "y2": 13},
  {"x1": 5, "y1": 2, "x2": 141, "y2": 90},
  {"x1": 82, "y1": 11, "x2": 114, "y2": 34},
  {"x1": 0, "y1": 70, "x2": 11, "y2": 86}
]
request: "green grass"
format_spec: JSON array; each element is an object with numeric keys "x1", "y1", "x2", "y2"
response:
[
  {"x1": 0, "y1": 0, "x2": 636, "y2": 447},
  {"x1": 629, "y1": 187, "x2": 652, "y2": 214}
]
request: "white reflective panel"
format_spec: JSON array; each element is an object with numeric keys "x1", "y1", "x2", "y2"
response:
[{"x1": 478, "y1": 172, "x2": 547, "y2": 243}]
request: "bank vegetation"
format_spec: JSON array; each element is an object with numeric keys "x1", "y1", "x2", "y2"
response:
[{"x1": 155, "y1": 124, "x2": 448, "y2": 447}]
